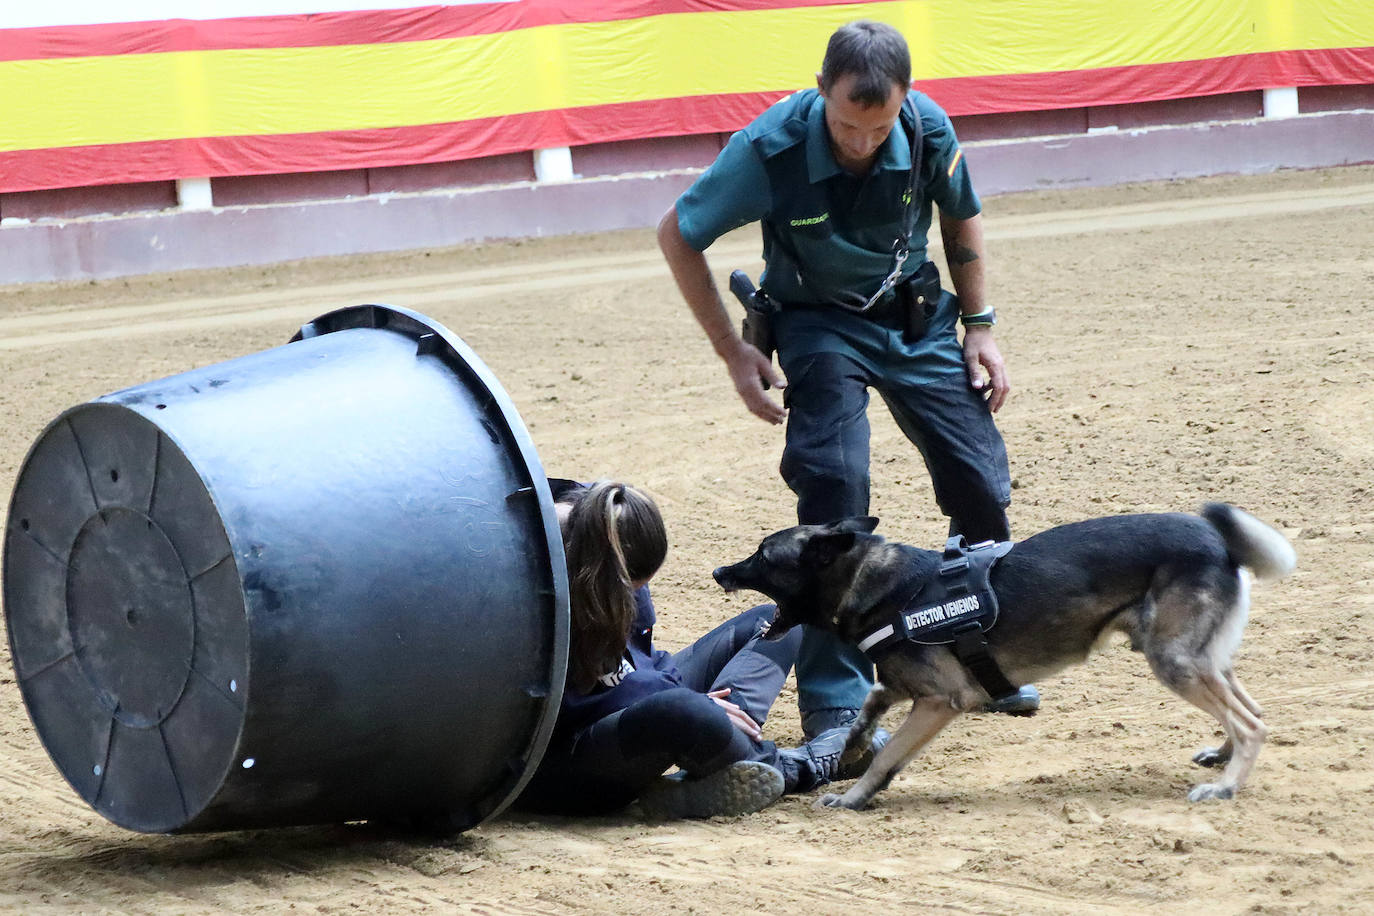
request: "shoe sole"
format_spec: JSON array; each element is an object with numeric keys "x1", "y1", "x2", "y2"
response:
[{"x1": 639, "y1": 761, "x2": 785, "y2": 820}]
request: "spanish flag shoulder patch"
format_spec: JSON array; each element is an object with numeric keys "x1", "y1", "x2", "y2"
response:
[{"x1": 947, "y1": 148, "x2": 964, "y2": 178}]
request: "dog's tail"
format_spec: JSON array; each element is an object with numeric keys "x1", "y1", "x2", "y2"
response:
[{"x1": 1200, "y1": 503, "x2": 1297, "y2": 581}]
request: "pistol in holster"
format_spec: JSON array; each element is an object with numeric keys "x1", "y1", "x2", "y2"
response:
[
  {"x1": 728, "y1": 270, "x2": 778, "y2": 387},
  {"x1": 895, "y1": 259, "x2": 943, "y2": 343}
]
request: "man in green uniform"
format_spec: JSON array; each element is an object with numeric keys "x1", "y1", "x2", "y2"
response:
[{"x1": 658, "y1": 20, "x2": 1038, "y2": 770}]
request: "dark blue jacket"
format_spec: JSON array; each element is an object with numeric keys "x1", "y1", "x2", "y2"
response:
[
  {"x1": 546, "y1": 478, "x2": 684, "y2": 746},
  {"x1": 551, "y1": 585, "x2": 684, "y2": 745}
]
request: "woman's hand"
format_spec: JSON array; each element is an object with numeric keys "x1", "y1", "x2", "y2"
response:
[{"x1": 707, "y1": 688, "x2": 762, "y2": 741}]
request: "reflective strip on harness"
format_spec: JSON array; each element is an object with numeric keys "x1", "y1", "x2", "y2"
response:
[{"x1": 857, "y1": 623, "x2": 895, "y2": 654}]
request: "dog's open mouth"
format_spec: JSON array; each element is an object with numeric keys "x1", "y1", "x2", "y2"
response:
[
  {"x1": 759, "y1": 613, "x2": 798, "y2": 641},
  {"x1": 712, "y1": 565, "x2": 742, "y2": 592}
]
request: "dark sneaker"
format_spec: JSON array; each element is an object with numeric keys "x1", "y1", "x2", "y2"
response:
[
  {"x1": 776, "y1": 726, "x2": 848, "y2": 793},
  {"x1": 638, "y1": 760, "x2": 785, "y2": 820},
  {"x1": 800, "y1": 707, "x2": 889, "y2": 780},
  {"x1": 984, "y1": 684, "x2": 1041, "y2": 716}
]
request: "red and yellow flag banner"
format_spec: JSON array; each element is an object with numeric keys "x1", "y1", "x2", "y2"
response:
[{"x1": 1, "y1": 1, "x2": 1371, "y2": 193}]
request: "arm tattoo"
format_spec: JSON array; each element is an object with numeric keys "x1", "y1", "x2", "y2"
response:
[{"x1": 948, "y1": 243, "x2": 980, "y2": 266}]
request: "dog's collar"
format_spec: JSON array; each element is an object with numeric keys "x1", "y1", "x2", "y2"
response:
[{"x1": 856, "y1": 537, "x2": 1013, "y2": 656}]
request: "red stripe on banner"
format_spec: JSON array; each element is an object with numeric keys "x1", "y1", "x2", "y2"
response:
[
  {"x1": 0, "y1": 0, "x2": 865, "y2": 61},
  {"x1": 0, "y1": 91, "x2": 792, "y2": 193},
  {"x1": 921, "y1": 47, "x2": 1374, "y2": 117}
]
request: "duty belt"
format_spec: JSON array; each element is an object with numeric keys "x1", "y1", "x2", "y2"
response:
[{"x1": 856, "y1": 536, "x2": 1022, "y2": 703}]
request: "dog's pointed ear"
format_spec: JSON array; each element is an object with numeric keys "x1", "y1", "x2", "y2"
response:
[
  {"x1": 834, "y1": 516, "x2": 879, "y2": 535},
  {"x1": 801, "y1": 530, "x2": 859, "y2": 568}
]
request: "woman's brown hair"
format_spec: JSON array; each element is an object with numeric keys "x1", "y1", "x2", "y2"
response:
[{"x1": 562, "y1": 481, "x2": 668, "y2": 692}]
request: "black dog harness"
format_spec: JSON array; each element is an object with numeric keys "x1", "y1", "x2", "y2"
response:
[{"x1": 856, "y1": 537, "x2": 1022, "y2": 703}]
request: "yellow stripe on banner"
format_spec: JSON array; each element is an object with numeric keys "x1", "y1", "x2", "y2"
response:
[{"x1": 3, "y1": 0, "x2": 1372, "y2": 153}]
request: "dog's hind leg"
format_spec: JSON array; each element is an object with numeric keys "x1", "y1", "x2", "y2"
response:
[
  {"x1": 1226, "y1": 669, "x2": 1264, "y2": 719},
  {"x1": 1146, "y1": 564, "x2": 1265, "y2": 797},
  {"x1": 841, "y1": 682, "x2": 898, "y2": 767},
  {"x1": 818, "y1": 697, "x2": 961, "y2": 811},
  {"x1": 1191, "y1": 670, "x2": 1265, "y2": 768},
  {"x1": 1171, "y1": 672, "x2": 1267, "y2": 800}
]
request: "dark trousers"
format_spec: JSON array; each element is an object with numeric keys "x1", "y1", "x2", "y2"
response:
[
  {"x1": 515, "y1": 605, "x2": 800, "y2": 815},
  {"x1": 781, "y1": 354, "x2": 1011, "y2": 539},
  {"x1": 775, "y1": 303, "x2": 1012, "y2": 716}
]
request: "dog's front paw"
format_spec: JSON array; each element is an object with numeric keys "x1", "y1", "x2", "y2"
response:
[
  {"x1": 1187, "y1": 782, "x2": 1236, "y2": 802},
  {"x1": 1191, "y1": 746, "x2": 1230, "y2": 768},
  {"x1": 816, "y1": 792, "x2": 866, "y2": 811}
]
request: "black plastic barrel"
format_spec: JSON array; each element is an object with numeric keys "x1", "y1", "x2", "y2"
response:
[{"x1": 3, "y1": 304, "x2": 568, "y2": 834}]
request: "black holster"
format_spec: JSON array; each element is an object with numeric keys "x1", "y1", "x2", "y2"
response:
[
  {"x1": 742, "y1": 303, "x2": 776, "y2": 364},
  {"x1": 896, "y1": 260, "x2": 942, "y2": 343}
]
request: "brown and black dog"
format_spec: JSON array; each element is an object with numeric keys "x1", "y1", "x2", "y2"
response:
[{"x1": 714, "y1": 504, "x2": 1296, "y2": 810}]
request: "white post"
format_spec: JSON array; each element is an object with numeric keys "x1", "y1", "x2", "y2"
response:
[
  {"x1": 533, "y1": 147, "x2": 575, "y2": 183},
  {"x1": 1263, "y1": 87, "x2": 1299, "y2": 119},
  {"x1": 176, "y1": 177, "x2": 214, "y2": 210}
]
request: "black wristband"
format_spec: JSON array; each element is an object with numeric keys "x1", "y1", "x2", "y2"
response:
[{"x1": 959, "y1": 308, "x2": 996, "y2": 328}]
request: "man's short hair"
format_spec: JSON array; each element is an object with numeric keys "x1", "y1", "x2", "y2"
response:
[{"x1": 819, "y1": 20, "x2": 911, "y2": 107}]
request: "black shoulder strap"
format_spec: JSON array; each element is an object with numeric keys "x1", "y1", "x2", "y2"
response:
[{"x1": 897, "y1": 92, "x2": 925, "y2": 260}]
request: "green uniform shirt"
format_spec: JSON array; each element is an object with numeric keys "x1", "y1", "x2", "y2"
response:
[{"x1": 676, "y1": 88, "x2": 980, "y2": 307}]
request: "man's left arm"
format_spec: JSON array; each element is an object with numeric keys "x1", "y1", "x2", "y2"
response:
[{"x1": 939, "y1": 210, "x2": 1009, "y2": 412}]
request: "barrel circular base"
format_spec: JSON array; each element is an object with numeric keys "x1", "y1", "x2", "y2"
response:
[
  {"x1": 68, "y1": 507, "x2": 197, "y2": 729},
  {"x1": 5, "y1": 406, "x2": 248, "y2": 833}
]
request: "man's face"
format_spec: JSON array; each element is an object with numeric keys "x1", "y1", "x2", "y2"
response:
[{"x1": 817, "y1": 73, "x2": 904, "y2": 175}]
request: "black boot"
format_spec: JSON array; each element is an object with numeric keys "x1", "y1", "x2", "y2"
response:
[{"x1": 983, "y1": 684, "x2": 1041, "y2": 716}]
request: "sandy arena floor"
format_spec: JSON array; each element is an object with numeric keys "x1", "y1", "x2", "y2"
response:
[{"x1": 2, "y1": 165, "x2": 1372, "y2": 914}]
